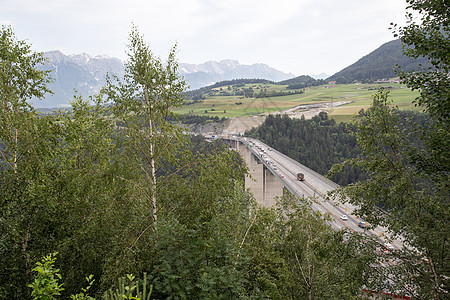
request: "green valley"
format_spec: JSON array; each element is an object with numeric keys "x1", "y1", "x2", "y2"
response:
[{"x1": 176, "y1": 81, "x2": 421, "y2": 123}]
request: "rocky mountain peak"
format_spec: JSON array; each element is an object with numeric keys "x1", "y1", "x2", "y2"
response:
[
  {"x1": 69, "y1": 53, "x2": 92, "y2": 65},
  {"x1": 43, "y1": 50, "x2": 69, "y2": 64},
  {"x1": 35, "y1": 52, "x2": 294, "y2": 107}
]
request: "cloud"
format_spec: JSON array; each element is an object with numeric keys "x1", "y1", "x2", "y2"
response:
[{"x1": 1, "y1": 0, "x2": 409, "y2": 75}]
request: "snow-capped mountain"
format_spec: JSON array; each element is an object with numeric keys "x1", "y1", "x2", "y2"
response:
[
  {"x1": 34, "y1": 52, "x2": 294, "y2": 108},
  {"x1": 180, "y1": 59, "x2": 294, "y2": 89},
  {"x1": 33, "y1": 51, "x2": 124, "y2": 108},
  {"x1": 69, "y1": 53, "x2": 123, "y2": 81}
]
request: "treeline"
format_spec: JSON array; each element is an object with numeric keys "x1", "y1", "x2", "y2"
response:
[
  {"x1": 278, "y1": 75, "x2": 325, "y2": 88},
  {"x1": 184, "y1": 78, "x2": 274, "y2": 100},
  {"x1": 286, "y1": 80, "x2": 325, "y2": 89},
  {"x1": 179, "y1": 114, "x2": 226, "y2": 124},
  {"x1": 254, "y1": 88, "x2": 304, "y2": 98},
  {"x1": 184, "y1": 76, "x2": 326, "y2": 100}
]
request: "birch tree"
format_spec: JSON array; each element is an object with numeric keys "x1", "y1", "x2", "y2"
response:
[
  {"x1": 0, "y1": 25, "x2": 52, "y2": 175},
  {"x1": 102, "y1": 25, "x2": 187, "y2": 224}
]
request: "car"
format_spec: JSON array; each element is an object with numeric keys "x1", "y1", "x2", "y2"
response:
[
  {"x1": 340, "y1": 214, "x2": 348, "y2": 221},
  {"x1": 279, "y1": 173, "x2": 284, "y2": 178},
  {"x1": 358, "y1": 221, "x2": 367, "y2": 228},
  {"x1": 273, "y1": 167, "x2": 278, "y2": 170},
  {"x1": 384, "y1": 243, "x2": 395, "y2": 252}
]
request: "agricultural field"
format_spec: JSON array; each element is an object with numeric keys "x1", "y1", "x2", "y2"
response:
[{"x1": 175, "y1": 81, "x2": 421, "y2": 123}]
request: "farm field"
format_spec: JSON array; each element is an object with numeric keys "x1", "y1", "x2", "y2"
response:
[{"x1": 175, "y1": 82, "x2": 421, "y2": 123}]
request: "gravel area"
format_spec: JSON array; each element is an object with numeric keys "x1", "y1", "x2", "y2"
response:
[{"x1": 222, "y1": 101, "x2": 351, "y2": 135}]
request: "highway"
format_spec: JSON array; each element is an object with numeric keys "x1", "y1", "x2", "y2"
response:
[
  {"x1": 232, "y1": 136, "x2": 402, "y2": 250},
  {"x1": 225, "y1": 136, "x2": 413, "y2": 296}
]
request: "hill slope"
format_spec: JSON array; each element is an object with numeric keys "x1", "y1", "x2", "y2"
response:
[{"x1": 327, "y1": 39, "x2": 431, "y2": 83}]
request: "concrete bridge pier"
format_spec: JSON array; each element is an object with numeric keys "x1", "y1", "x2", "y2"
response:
[{"x1": 229, "y1": 139, "x2": 285, "y2": 207}]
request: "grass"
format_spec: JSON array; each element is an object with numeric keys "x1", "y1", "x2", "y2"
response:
[{"x1": 175, "y1": 82, "x2": 421, "y2": 122}]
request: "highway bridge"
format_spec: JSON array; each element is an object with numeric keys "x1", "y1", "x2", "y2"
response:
[
  {"x1": 222, "y1": 135, "x2": 412, "y2": 296},
  {"x1": 224, "y1": 135, "x2": 403, "y2": 250}
]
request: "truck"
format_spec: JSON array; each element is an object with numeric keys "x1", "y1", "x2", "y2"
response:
[{"x1": 297, "y1": 173, "x2": 305, "y2": 181}]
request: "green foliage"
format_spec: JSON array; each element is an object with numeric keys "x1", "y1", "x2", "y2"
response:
[
  {"x1": 383, "y1": 3, "x2": 450, "y2": 295},
  {"x1": 28, "y1": 253, "x2": 152, "y2": 300},
  {"x1": 149, "y1": 219, "x2": 247, "y2": 299},
  {"x1": 254, "y1": 88, "x2": 304, "y2": 98},
  {"x1": 102, "y1": 24, "x2": 188, "y2": 224},
  {"x1": 277, "y1": 75, "x2": 319, "y2": 86},
  {"x1": 28, "y1": 253, "x2": 64, "y2": 300},
  {"x1": 184, "y1": 78, "x2": 274, "y2": 100},
  {"x1": 0, "y1": 25, "x2": 57, "y2": 299},
  {"x1": 1, "y1": 24, "x2": 416, "y2": 300},
  {"x1": 179, "y1": 114, "x2": 226, "y2": 125},
  {"x1": 0, "y1": 25, "x2": 52, "y2": 109},
  {"x1": 104, "y1": 274, "x2": 152, "y2": 300},
  {"x1": 70, "y1": 275, "x2": 95, "y2": 300},
  {"x1": 393, "y1": 0, "x2": 449, "y2": 184},
  {"x1": 392, "y1": 0, "x2": 449, "y2": 123},
  {"x1": 239, "y1": 195, "x2": 379, "y2": 299},
  {"x1": 330, "y1": 89, "x2": 449, "y2": 298}
]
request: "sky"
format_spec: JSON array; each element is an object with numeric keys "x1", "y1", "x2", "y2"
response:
[{"x1": 1, "y1": 0, "x2": 410, "y2": 76}]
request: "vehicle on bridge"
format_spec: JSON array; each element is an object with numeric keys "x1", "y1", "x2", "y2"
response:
[
  {"x1": 297, "y1": 173, "x2": 305, "y2": 181},
  {"x1": 358, "y1": 221, "x2": 368, "y2": 229}
]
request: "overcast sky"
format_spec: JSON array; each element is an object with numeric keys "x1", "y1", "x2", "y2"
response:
[{"x1": 2, "y1": 0, "x2": 409, "y2": 76}]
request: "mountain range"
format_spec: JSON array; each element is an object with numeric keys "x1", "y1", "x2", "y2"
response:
[
  {"x1": 179, "y1": 60, "x2": 294, "y2": 89},
  {"x1": 33, "y1": 38, "x2": 427, "y2": 108},
  {"x1": 33, "y1": 53, "x2": 294, "y2": 108},
  {"x1": 32, "y1": 51, "x2": 123, "y2": 108}
]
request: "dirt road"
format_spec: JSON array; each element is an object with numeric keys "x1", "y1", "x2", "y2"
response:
[{"x1": 222, "y1": 101, "x2": 350, "y2": 135}]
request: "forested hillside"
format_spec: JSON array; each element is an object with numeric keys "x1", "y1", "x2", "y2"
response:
[
  {"x1": 245, "y1": 110, "x2": 431, "y2": 186},
  {"x1": 278, "y1": 75, "x2": 325, "y2": 89},
  {"x1": 245, "y1": 113, "x2": 363, "y2": 185},
  {"x1": 184, "y1": 78, "x2": 274, "y2": 100},
  {"x1": 183, "y1": 76, "x2": 321, "y2": 100},
  {"x1": 327, "y1": 39, "x2": 431, "y2": 83}
]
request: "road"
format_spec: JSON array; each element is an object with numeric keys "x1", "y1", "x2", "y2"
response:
[
  {"x1": 226, "y1": 136, "x2": 413, "y2": 296},
  {"x1": 233, "y1": 136, "x2": 403, "y2": 250}
]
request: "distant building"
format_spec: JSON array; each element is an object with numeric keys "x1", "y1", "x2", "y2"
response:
[{"x1": 374, "y1": 79, "x2": 401, "y2": 84}]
